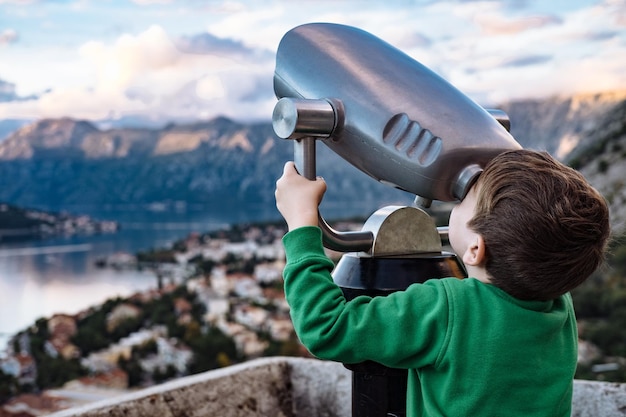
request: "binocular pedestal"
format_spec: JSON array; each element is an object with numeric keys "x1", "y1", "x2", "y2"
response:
[{"x1": 333, "y1": 253, "x2": 467, "y2": 417}]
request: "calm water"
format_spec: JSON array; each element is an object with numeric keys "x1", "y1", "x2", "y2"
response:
[{"x1": 0, "y1": 201, "x2": 379, "y2": 352}]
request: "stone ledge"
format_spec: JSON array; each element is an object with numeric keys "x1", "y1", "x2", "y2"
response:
[
  {"x1": 47, "y1": 357, "x2": 626, "y2": 417},
  {"x1": 572, "y1": 379, "x2": 626, "y2": 417}
]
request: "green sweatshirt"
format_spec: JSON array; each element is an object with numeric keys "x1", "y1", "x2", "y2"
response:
[{"x1": 282, "y1": 227, "x2": 577, "y2": 417}]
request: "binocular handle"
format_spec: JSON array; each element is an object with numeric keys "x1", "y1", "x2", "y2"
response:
[
  {"x1": 274, "y1": 97, "x2": 375, "y2": 252},
  {"x1": 295, "y1": 137, "x2": 376, "y2": 253}
]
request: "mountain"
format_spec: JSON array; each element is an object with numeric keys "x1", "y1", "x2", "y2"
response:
[
  {"x1": 499, "y1": 90, "x2": 626, "y2": 162},
  {"x1": 0, "y1": 116, "x2": 408, "y2": 213},
  {"x1": 0, "y1": 91, "x2": 624, "y2": 233},
  {"x1": 571, "y1": 100, "x2": 626, "y2": 234}
]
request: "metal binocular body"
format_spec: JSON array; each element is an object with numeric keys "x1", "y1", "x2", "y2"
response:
[{"x1": 272, "y1": 23, "x2": 521, "y2": 255}]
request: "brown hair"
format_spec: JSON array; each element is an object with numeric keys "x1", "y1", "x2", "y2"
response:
[{"x1": 468, "y1": 149, "x2": 610, "y2": 301}]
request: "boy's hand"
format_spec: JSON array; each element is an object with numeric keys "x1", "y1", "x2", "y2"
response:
[{"x1": 275, "y1": 161, "x2": 327, "y2": 231}]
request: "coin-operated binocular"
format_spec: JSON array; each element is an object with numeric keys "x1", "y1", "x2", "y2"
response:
[{"x1": 272, "y1": 23, "x2": 521, "y2": 417}]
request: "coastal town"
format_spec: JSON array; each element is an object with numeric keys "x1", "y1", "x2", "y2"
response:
[
  {"x1": 0, "y1": 212, "x2": 624, "y2": 416},
  {"x1": 0, "y1": 221, "x2": 353, "y2": 416}
]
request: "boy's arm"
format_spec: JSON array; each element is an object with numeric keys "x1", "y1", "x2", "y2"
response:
[
  {"x1": 275, "y1": 161, "x2": 325, "y2": 231},
  {"x1": 276, "y1": 161, "x2": 448, "y2": 368},
  {"x1": 282, "y1": 226, "x2": 450, "y2": 369}
]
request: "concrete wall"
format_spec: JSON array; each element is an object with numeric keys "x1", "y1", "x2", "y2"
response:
[{"x1": 48, "y1": 357, "x2": 626, "y2": 417}]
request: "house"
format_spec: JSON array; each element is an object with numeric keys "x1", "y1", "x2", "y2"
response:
[
  {"x1": 204, "y1": 297, "x2": 230, "y2": 323},
  {"x1": 233, "y1": 305, "x2": 268, "y2": 331},
  {"x1": 209, "y1": 266, "x2": 232, "y2": 297},
  {"x1": 46, "y1": 314, "x2": 80, "y2": 360},
  {"x1": 63, "y1": 368, "x2": 129, "y2": 391},
  {"x1": 231, "y1": 275, "x2": 263, "y2": 300},
  {"x1": 222, "y1": 241, "x2": 257, "y2": 259},
  {"x1": 215, "y1": 319, "x2": 267, "y2": 358},
  {"x1": 0, "y1": 353, "x2": 36, "y2": 386},
  {"x1": 106, "y1": 304, "x2": 142, "y2": 333},
  {"x1": 253, "y1": 242, "x2": 284, "y2": 261},
  {"x1": 254, "y1": 261, "x2": 283, "y2": 284},
  {"x1": 139, "y1": 338, "x2": 193, "y2": 375},
  {"x1": 81, "y1": 328, "x2": 167, "y2": 373},
  {"x1": 267, "y1": 318, "x2": 294, "y2": 342},
  {"x1": 81, "y1": 345, "x2": 133, "y2": 374}
]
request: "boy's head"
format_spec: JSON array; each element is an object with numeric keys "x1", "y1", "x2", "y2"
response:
[{"x1": 462, "y1": 149, "x2": 610, "y2": 301}]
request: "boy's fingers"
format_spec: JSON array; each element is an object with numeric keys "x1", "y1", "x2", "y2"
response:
[{"x1": 283, "y1": 161, "x2": 296, "y2": 175}]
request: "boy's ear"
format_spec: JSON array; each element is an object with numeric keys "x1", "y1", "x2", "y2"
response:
[{"x1": 462, "y1": 235, "x2": 486, "y2": 267}]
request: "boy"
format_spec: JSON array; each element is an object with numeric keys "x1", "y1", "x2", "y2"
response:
[{"x1": 275, "y1": 149, "x2": 610, "y2": 416}]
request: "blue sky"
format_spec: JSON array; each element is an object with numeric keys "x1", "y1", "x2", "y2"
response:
[{"x1": 0, "y1": 0, "x2": 625, "y2": 125}]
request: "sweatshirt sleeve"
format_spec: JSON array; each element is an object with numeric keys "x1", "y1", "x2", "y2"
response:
[{"x1": 282, "y1": 226, "x2": 450, "y2": 369}]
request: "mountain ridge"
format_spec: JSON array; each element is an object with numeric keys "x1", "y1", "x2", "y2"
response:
[
  {"x1": 0, "y1": 91, "x2": 624, "y2": 232},
  {"x1": 500, "y1": 90, "x2": 626, "y2": 160},
  {"x1": 0, "y1": 116, "x2": 262, "y2": 160}
]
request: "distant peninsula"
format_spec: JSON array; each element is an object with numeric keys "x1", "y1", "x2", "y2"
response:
[{"x1": 0, "y1": 203, "x2": 118, "y2": 242}]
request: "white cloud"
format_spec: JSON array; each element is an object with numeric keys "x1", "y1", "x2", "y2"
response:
[
  {"x1": 475, "y1": 14, "x2": 562, "y2": 35},
  {"x1": 131, "y1": 0, "x2": 174, "y2": 5},
  {"x1": 0, "y1": 24, "x2": 275, "y2": 122},
  {"x1": 0, "y1": 28, "x2": 18, "y2": 45},
  {"x1": 195, "y1": 75, "x2": 226, "y2": 100},
  {"x1": 79, "y1": 25, "x2": 185, "y2": 93},
  {"x1": 398, "y1": 0, "x2": 626, "y2": 103},
  {"x1": 0, "y1": 87, "x2": 143, "y2": 120}
]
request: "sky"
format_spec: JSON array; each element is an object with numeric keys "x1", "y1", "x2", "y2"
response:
[{"x1": 0, "y1": 0, "x2": 625, "y2": 126}]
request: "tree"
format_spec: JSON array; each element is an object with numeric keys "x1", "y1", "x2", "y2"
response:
[
  {"x1": 186, "y1": 327, "x2": 238, "y2": 374},
  {"x1": 118, "y1": 356, "x2": 144, "y2": 388},
  {"x1": 0, "y1": 371, "x2": 18, "y2": 405},
  {"x1": 72, "y1": 326, "x2": 110, "y2": 355},
  {"x1": 134, "y1": 339, "x2": 158, "y2": 358},
  {"x1": 152, "y1": 364, "x2": 178, "y2": 384},
  {"x1": 36, "y1": 356, "x2": 86, "y2": 389},
  {"x1": 110, "y1": 316, "x2": 143, "y2": 341}
]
